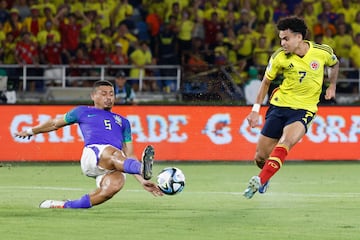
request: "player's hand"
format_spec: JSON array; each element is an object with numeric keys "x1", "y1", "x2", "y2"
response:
[
  {"x1": 247, "y1": 111, "x2": 260, "y2": 128},
  {"x1": 141, "y1": 180, "x2": 164, "y2": 197},
  {"x1": 325, "y1": 84, "x2": 336, "y2": 100},
  {"x1": 14, "y1": 131, "x2": 33, "y2": 140}
]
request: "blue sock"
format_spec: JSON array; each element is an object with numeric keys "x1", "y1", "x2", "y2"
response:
[
  {"x1": 63, "y1": 194, "x2": 92, "y2": 209},
  {"x1": 123, "y1": 158, "x2": 141, "y2": 174}
]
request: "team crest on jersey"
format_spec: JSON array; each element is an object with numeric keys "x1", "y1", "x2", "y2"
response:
[
  {"x1": 310, "y1": 60, "x2": 319, "y2": 70},
  {"x1": 113, "y1": 115, "x2": 122, "y2": 126}
]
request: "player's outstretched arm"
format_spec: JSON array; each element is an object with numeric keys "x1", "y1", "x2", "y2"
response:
[
  {"x1": 133, "y1": 174, "x2": 164, "y2": 197},
  {"x1": 247, "y1": 77, "x2": 271, "y2": 128},
  {"x1": 121, "y1": 142, "x2": 162, "y2": 196},
  {"x1": 325, "y1": 62, "x2": 339, "y2": 100},
  {"x1": 15, "y1": 116, "x2": 68, "y2": 139}
]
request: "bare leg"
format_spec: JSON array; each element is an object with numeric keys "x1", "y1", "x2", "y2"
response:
[
  {"x1": 98, "y1": 145, "x2": 154, "y2": 180},
  {"x1": 89, "y1": 171, "x2": 125, "y2": 206},
  {"x1": 279, "y1": 121, "x2": 306, "y2": 150},
  {"x1": 254, "y1": 134, "x2": 278, "y2": 169},
  {"x1": 257, "y1": 121, "x2": 306, "y2": 184},
  {"x1": 63, "y1": 146, "x2": 131, "y2": 208},
  {"x1": 65, "y1": 145, "x2": 154, "y2": 208},
  {"x1": 98, "y1": 146, "x2": 128, "y2": 171}
]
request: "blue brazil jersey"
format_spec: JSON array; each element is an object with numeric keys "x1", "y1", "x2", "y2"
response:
[{"x1": 64, "y1": 106, "x2": 132, "y2": 150}]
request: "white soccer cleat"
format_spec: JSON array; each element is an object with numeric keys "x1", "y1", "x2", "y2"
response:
[
  {"x1": 39, "y1": 200, "x2": 65, "y2": 208},
  {"x1": 243, "y1": 176, "x2": 261, "y2": 199}
]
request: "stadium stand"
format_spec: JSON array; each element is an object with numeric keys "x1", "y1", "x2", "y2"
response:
[{"x1": 0, "y1": 0, "x2": 359, "y2": 104}]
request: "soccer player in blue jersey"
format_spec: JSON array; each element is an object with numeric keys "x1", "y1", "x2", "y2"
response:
[
  {"x1": 15, "y1": 80, "x2": 163, "y2": 208},
  {"x1": 243, "y1": 16, "x2": 339, "y2": 199}
]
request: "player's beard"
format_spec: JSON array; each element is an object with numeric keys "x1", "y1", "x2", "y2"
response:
[
  {"x1": 103, "y1": 100, "x2": 113, "y2": 111},
  {"x1": 103, "y1": 102, "x2": 113, "y2": 111}
]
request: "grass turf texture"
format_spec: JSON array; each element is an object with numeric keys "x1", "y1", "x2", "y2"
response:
[{"x1": 0, "y1": 161, "x2": 359, "y2": 240}]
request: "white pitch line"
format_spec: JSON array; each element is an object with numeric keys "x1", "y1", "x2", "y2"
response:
[
  {"x1": 0, "y1": 186, "x2": 359, "y2": 198},
  {"x1": 183, "y1": 191, "x2": 360, "y2": 198},
  {"x1": 0, "y1": 186, "x2": 85, "y2": 191}
]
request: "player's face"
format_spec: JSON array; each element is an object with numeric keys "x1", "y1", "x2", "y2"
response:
[
  {"x1": 279, "y1": 29, "x2": 303, "y2": 54},
  {"x1": 91, "y1": 85, "x2": 115, "y2": 111}
]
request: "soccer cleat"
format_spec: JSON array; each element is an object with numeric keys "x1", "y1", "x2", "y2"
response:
[
  {"x1": 243, "y1": 176, "x2": 261, "y2": 199},
  {"x1": 258, "y1": 180, "x2": 269, "y2": 194},
  {"x1": 39, "y1": 200, "x2": 65, "y2": 208},
  {"x1": 141, "y1": 145, "x2": 154, "y2": 180}
]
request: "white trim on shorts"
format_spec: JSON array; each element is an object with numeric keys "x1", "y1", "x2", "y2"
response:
[{"x1": 80, "y1": 144, "x2": 126, "y2": 187}]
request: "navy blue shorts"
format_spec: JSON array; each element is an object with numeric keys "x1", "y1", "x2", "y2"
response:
[{"x1": 261, "y1": 105, "x2": 316, "y2": 139}]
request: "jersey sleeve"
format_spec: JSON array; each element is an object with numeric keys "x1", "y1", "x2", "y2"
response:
[
  {"x1": 264, "y1": 49, "x2": 282, "y2": 81},
  {"x1": 323, "y1": 44, "x2": 338, "y2": 67},
  {"x1": 64, "y1": 106, "x2": 82, "y2": 124},
  {"x1": 122, "y1": 118, "x2": 132, "y2": 143}
]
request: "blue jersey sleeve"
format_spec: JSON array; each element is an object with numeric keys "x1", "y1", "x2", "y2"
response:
[
  {"x1": 64, "y1": 106, "x2": 84, "y2": 124},
  {"x1": 123, "y1": 118, "x2": 132, "y2": 143}
]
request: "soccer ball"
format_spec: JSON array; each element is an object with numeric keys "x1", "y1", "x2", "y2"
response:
[{"x1": 157, "y1": 167, "x2": 185, "y2": 195}]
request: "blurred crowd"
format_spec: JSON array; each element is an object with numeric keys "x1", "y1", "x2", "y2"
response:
[{"x1": 0, "y1": 0, "x2": 360, "y2": 93}]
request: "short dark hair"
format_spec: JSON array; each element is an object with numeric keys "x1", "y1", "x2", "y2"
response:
[
  {"x1": 277, "y1": 16, "x2": 308, "y2": 39},
  {"x1": 93, "y1": 80, "x2": 113, "y2": 89}
]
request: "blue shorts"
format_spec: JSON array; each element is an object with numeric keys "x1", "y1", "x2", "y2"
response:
[{"x1": 261, "y1": 105, "x2": 316, "y2": 139}]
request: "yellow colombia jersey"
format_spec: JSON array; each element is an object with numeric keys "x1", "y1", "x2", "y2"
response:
[{"x1": 265, "y1": 41, "x2": 338, "y2": 113}]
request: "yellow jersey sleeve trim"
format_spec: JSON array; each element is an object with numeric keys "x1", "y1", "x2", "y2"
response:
[
  {"x1": 270, "y1": 47, "x2": 284, "y2": 59},
  {"x1": 312, "y1": 42, "x2": 334, "y2": 55}
]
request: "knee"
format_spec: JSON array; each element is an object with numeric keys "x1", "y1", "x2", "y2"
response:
[
  {"x1": 108, "y1": 179, "x2": 124, "y2": 197},
  {"x1": 100, "y1": 174, "x2": 125, "y2": 199}
]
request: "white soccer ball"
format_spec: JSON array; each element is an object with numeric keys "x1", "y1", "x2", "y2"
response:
[{"x1": 157, "y1": 167, "x2": 185, "y2": 195}]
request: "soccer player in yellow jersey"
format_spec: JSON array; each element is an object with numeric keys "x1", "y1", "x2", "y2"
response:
[{"x1": 243, "y1": 16, "x2": 339, "y2": 199}]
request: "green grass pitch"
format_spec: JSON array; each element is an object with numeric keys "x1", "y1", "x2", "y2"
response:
[{"x1": 0, "y1": 161, "x2": 359, "y2": 240}]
